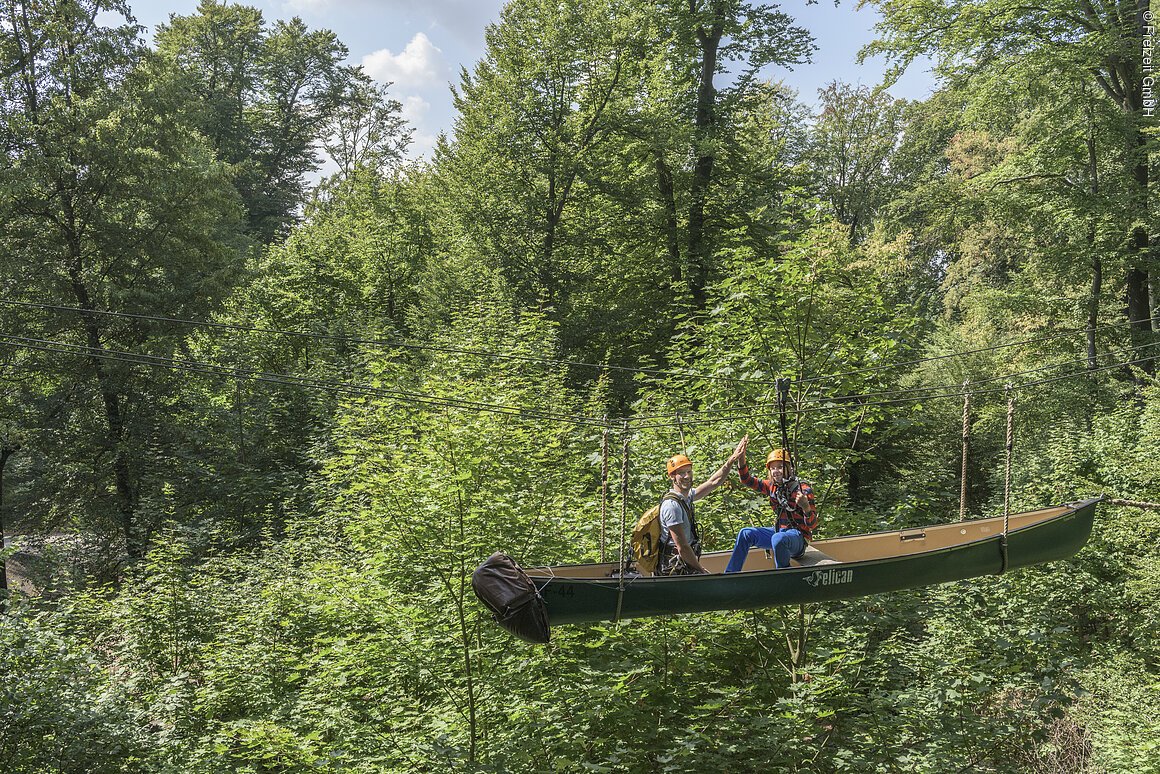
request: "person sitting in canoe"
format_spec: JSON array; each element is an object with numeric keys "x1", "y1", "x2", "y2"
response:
[
  {"x1": 723, "y1": 436, "x2": 818, "y2": 572},
  {"x1": 659, "y1": 442, "x2": 747, "y2": 575}
]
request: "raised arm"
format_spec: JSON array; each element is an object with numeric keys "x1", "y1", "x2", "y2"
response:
[
  {"x1": 692, "y1": 435, "x2": 748, "y2": 501},
  {"x1": 735, "y1": 436, "x2": 769, "y2": 494}
]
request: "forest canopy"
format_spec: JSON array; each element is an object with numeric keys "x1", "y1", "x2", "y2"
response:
[{"x1": 0, "y1": 0, "x2": 1157, "y2": 771}]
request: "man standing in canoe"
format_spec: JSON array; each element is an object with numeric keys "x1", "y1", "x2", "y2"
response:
[
  {"x1": 659, "y1": 441, "x2": 747, "y2": 575},
  {"x1": 723, "y1": 435, "x2": 818, "y2": 572}
]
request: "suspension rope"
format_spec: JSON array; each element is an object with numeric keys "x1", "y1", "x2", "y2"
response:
[
  {"x1": 234, "y1": 378, "x2": 245, "y2": 462},
  {"x1": 1003, "y1": 385, "x2": 1015, "y2": 531},
  {"x1": 600, "y1": 419, "x2": 609, "y2": 564},
  {"x1": 960, "y1": 381, "x2": 971, "y2": 521},
  {"x1": 4, "y1": 332, "x2": 1158, "y2": 431},
  {"x1": 999, "y1": 384, "x2": 1015, "y2": 573},
  {"x1": 676, "y1": 411, "x2": 687, "y2": 455},
  {"x1": 1110, "y1": 498, "x2": 1160, "y2": 510},
  {"x1": 777, "y1": 377, "x2": 791, "y2": 453},
  {"x1": 615, "y1": 424, "x2": 630, "y2": 624}
]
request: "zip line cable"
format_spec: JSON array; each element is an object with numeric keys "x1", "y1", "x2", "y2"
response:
[
  {"x1": 735, "y1": 325, "x2": 1160, "y2": 417},
  {"x1": 629, "y1": 346, "x2": 1160, "y2": 430},
  {"x1": 0, "y1": 300, "x2": 773, "y2": 387},
  {"x1": 0, "y1": 334, "x2": 611, "y2": 427},
  {"x1": 6, "y1": 329, "x2": 1159, "y2": 426},
  {"x1": 630, "y1": 338, "x2": 1160, "y2": 423},
  {"x1": 637, "y1": 343, "x2": 1160, "y2": 429},
  {"x1": 3, "y1": 299, "x2": 1155, "y2": 393},
  {"x1": 791, "y1": 314, "x2": 1160, "y2": 387},
  {"x1": 3, "y1": 331, "x2": 1156, "y2": 432}
]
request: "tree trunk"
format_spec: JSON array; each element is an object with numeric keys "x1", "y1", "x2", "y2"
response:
[
  {"x1": 541, "y1": 166, "x2": 576, "y2": 309},
  {"x1": 542, "y1": 170, "x2": 559, "y2": 307},
  {"x1": 687, "y1": 10, "x2": 723, "y2": 308},
  {"x1": 0, "y1": 445, "x2": 13, "y2": 595},
  {"x1": 846, "y1": 456, "x2": 861, "y2": 504},
  {"x1": 1126, "y1": 129, "x2": 1154, "y2": 375},
  {"x1": 1086, "y1": 127, "x2": 1101, "y2": 369},
  {"x1": 655, "y1": 152, "x2": 682, "y2": 287},
  {"x1": 1089, "y1": 252, "x2": 1102, "y2": 369},
  {"x1": 68, "y1": 271, "x2": 142, "y2": 558}
]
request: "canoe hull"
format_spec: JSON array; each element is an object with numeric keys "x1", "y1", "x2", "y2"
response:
[{"x1": 532, "y1": 498, "x2": 1098, "y2": 626}]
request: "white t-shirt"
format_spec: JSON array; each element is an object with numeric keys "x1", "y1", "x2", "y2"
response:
[{"x1": 659, "y1": 488, "x2": 695, "y2": 546}]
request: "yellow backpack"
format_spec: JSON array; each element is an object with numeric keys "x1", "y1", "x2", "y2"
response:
[{"x1": 631, "y1": 493, "x2": 690, "y2": 576}]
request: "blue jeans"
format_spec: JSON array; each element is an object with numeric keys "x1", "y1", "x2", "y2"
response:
[{"x1": 724, "y1": 527, "x2": 805, "y2": 573}]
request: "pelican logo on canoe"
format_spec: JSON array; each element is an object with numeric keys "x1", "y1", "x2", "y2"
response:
[{"x1": 804, "y1": 568, "x2": 854, "y2": 587}]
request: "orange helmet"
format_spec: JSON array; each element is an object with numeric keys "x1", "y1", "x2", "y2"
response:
[
  {"x1": 666, "y1": 454, "x2": 693, "y2": 475},
  {"x1": 766, "y1": 448, "x2": 792, "y2": 467}
]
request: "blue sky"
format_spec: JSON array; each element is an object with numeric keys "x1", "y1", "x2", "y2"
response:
[{"x1": 124, "y1": 0, "x2": 936, "y2": 159}]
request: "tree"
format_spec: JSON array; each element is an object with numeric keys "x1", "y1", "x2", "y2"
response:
[
  {"x1": 439, "y1": 0, "x2": 816, "y2": 403},
  {"x1": 662, "y1": 0, "x2": 813, "y2": 306},
  {"x1": 0, "y1": 605, "x2": 144, "y2": 771},
  {"x1": 0, "y1": 0, "x2": 243, "y2": 558},
  {"x1": 809, "y1": 82, "x2": 908, "y2": 245},
  {"x1": 155, "y1": 1, "x2": 358, "y2": 243},
  {"x1": 863, "y1": 0, "x2": 1157, "y2": 363},
  {"x1": 320, "y1": 69, "x2": 411, "y2": 179},
  {"x1": 638, "y1": 219, "x2": 930, "y2": 510},
  {"x1": 0, "y1": 428, "x2": 20, "y2": 594},
  {"x1": 445, "y1": 0, "x2": 635, "y2": 307},
  {"x1": 156, "y1": 164, "x2": 443, "y2": 543}
]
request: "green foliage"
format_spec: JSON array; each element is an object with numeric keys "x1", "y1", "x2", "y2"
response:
[
  {"x1": 645, "y1": 219, "x2": 932, "y2": 522},
  {"x1": 0, "y1": 605, "x2": 145, "y2": 772},
  {"x1": 808, "y1": 83, "x2": 910, "y2": 244},
  {"x1": 2, "y1": 0, "x2": 1160, "y2": 770},
  {"x1": 0, "y1": 0, "x2": 245, "y2": 559},
  {"x1": 1078, "y1": 656, "x2": 1160, "y2": 774},
  {"x1": 155, "y1": 1, "x2": 394, "y2": 242},
  {"x1": 445, "y1": 0, "x2": 641, "y2": 305}
]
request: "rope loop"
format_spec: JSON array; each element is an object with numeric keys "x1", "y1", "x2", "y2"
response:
[
  {"x1": 960, "y1": 380, "x2": 971, "y2": 521},
  {"x1": 1003, "y1": 384, "x2": 1015, "y2": 536},
  {"x1": 600, "y1": 417, "x2": 609, "y2": 564},
  {"x1": 615, "y1": 422, "x2": 630, "y2": 623},
  {"x1": 997, "y1": 384, "x2": 1015, "y2": 575}
]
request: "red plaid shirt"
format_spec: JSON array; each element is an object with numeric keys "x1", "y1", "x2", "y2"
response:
[{"x1": 738, "y1": 464, "x2": 818, "y2": 541}]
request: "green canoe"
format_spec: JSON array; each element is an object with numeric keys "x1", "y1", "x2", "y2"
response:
[{"x1": 476, "y1": 498, "x2": 1099, "y2": 641}]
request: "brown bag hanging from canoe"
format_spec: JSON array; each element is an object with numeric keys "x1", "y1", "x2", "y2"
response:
[{"x1": 472, "y1": 552, "x2": 550, "y2": 643}]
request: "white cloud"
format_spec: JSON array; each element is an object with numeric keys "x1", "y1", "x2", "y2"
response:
[
  {"x1": 400, "y1": 95, "x2": 430, "y2": 125},
  {"x1": 409, "y1": 131, "x2": 438, "y2": 160},
  {"x1": 282, "y1": 0, "x2": 331, "y2": 12},
  {"x1": 401, "y1": 96, "x2": 438, "y2": 159},
  {"x1": 362, "y1": 32, "x2": 444, "y2": 90}
]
